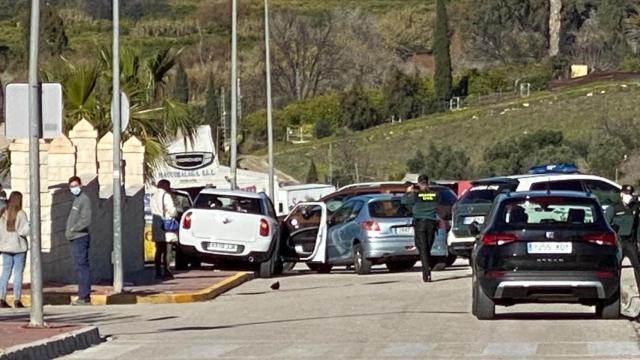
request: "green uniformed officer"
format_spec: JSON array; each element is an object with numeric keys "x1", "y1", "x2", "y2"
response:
[
  {"x1": 402, "y1": 174, "x2": 440, "y2": 282},
  {"x1": 610, "y1": 184, "x2": 640, "y2": 293}
]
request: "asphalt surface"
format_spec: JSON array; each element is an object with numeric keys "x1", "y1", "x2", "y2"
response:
[{"x1": 29, "y1": 262, "x2": 640, "y2": 359}]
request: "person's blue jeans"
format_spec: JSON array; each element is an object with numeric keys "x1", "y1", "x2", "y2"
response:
[
  {"x1": 0, "y1": 252, "x2": 27, "y2": 302},
  {"x1": 71, "y1": 235, "x2": 91, "y2": 300}
]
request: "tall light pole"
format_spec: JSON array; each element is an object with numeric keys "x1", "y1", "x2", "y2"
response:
[
  {"x1": 264, "y1": 0, "x2": 275, "y2": 200},
  {"x1": 112, "y1": 0, "x2": 123, "y2": 293},
  {"x1": 230, "y1": 0, "x2": 238, "y2": 189},
  {"x1": 27, "y1": 0, "x2": 44, "y2": 327}
]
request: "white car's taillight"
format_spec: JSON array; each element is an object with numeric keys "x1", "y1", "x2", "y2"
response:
[
  {"x1": 182, "y1": 212, "x2": 192, "y2": 230},
  {"x1": 259, "y1": 219, "x2": 269, "y2": 237}
]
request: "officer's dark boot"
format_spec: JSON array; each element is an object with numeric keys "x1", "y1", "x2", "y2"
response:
[{"x1": 422, "y1": 271, "x2": 432, "y2": 283}]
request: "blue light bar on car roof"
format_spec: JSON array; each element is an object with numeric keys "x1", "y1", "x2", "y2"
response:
[{"x1": 527, "y1": 163, "x2": 579, "y2": 174}]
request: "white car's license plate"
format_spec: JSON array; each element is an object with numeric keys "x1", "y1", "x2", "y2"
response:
[
  {"x1": 527, "y1": 242, "x2": 572, "y2": 254},
  {"x1": 463, "y1": 216, "x2": 484, "y2": 225},
  {"x1": 207, "y1": 242, "x2": 238, "y2": 252},
  {"x1": 395, "y1": 226, "x2": 414, "y2": 235}
]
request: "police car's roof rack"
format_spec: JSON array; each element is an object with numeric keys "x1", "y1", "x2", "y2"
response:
[{"x1": 527, "y1": 163, "x2": 580, "y2": 175}]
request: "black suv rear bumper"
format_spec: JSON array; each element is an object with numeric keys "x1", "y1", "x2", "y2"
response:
[{"x1": 478, "y1": 271, "x2": 619, "y2": 303}]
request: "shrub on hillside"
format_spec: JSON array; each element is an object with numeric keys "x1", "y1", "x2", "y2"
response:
[
  {"x1": 407, "y1": 145, "x2": 470, "y2": 180},
  {"x1": 339, "y1": 85, "x2": 383, "y2": 131},
  {"x1": 482, "y1": 130, "x2": 578, "y2": 176},
  {"x1": 314, "y1": 118, "x2": 333, "y2": 139},
  {"x1": 587, "y1": 135, "x2": 627, "y2": 180}
]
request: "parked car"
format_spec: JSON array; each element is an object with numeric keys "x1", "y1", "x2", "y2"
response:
[
  {"x1": 177, "y1": 189, "x2": 280, "y2": 278},
  {"x1": 471, "y1": 191, "x2": 622, "y2": 320},
  {"x1": 449, "y1": 164, "x2": 621, "y2": 260},
  {"x1": 280, "y1": 187, "x2": 458, "y2": 273}
]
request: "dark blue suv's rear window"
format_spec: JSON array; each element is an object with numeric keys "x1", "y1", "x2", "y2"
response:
[{"x1": 495, "y1": 196, "x2": 603, "y2": 228}]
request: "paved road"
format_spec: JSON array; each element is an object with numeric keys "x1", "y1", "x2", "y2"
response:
[{"x1": 34, "y1": 262, "x2": 640, "y2": 358}]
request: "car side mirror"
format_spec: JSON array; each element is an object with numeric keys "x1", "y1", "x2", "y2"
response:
[{"x1": 469, "y1": 222, "x2": 481, "y2": 236}]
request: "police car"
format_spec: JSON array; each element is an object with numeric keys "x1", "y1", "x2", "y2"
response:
[{"x1": 448, "y1": 163, "x2": 622, "y2": 260}]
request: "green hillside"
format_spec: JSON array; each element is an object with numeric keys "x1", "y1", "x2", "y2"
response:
[{"x1": 271, "y1": 81, "x2": 640, "y2": 182}]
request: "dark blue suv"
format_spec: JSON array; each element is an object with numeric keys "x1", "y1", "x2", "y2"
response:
[{"x1": 471, "y1": 191, "x2": 622, "y2": 320}]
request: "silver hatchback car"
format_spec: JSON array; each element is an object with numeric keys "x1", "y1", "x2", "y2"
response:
[{"x1": 325, "y1": 194, "x2": 419, "y2": 274}]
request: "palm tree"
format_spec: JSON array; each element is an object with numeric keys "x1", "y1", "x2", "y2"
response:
[{"x1": 43, "y1": 45, "x2": 199, "y2": 177}]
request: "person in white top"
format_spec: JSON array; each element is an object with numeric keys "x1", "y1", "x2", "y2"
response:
[
  {"x1": 0, "y1": 192, "x2": 29, "y2": 308},
  {"x1": 151, "y1": 179, "x2": 178, "y2": 279}
]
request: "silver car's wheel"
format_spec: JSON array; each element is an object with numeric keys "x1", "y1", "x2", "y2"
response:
[{"x1": 353, "y1": 243, "x2": 372, "y2": 275}]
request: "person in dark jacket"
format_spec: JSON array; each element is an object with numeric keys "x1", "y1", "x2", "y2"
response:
[
  {"x1": 402, "y1": 174, "x2": 441, "y2": 282},
  {"x1": 65, "y1": 176, "x2": 93, "y2": 305},
  {"x1": 611, "y1": 184, "x2": 640, "y2": 293}
]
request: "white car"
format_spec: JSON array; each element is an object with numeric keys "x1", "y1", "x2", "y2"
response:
[
  {"x1": 448, "y1": 171, "x2": 621, "y2": 259},
  {"x1": 177, "y1": 189, "x2": 280, "y2": 278}
]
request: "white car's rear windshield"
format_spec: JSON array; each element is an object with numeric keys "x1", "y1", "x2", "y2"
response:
[{"x1": 194, "y1": 194, "x2": 263, "y2": 215}]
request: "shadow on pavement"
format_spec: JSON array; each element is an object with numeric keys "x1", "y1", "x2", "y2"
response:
[
  {"x1": 493, "y1": 312, "x2": 599, "y2": 321},
  {"x1": 153, "y1": 310, "x2": 469, "y2": 333}
]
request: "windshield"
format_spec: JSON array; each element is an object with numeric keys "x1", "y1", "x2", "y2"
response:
[
  {"x1": 193, "y1": 194, "x2": 263, "y2": 215},
  {"x1": 368, "y1": 199, "x2": 412, "y2": 218},
  {"x1": 496, "y1": 196, "x2": 601, "y2": 228}
]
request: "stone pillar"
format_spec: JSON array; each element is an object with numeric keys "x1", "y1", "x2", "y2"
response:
[
  {"x1": 123, "y1": 136, "x2": 145, "y2": 196},
  {"x1": 68, "y1": 119, "x2": 98, "y2": 186},
  {"x1": 47, "y1": 135, "x2": 76, "y2": 187},
  {"x1": 97, "y1": 132, "x2": 113, "y2": 198},
  {"x1": 9, "y1": 139, "x2": 29, "y2": 195}
]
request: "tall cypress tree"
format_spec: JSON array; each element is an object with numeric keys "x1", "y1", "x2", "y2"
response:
[
  {"x1": 433, "y1": 0, "x2": 452, "y2": 101},
  {"x1": 306, "y1": 160, "x2": 319, "y2": 183},
  {"x1": 173, "y1": 63, "x2": 189, "y2": 103},
  {"x1": 204, "y1": 75, "x2": 221, "y2": 149}
]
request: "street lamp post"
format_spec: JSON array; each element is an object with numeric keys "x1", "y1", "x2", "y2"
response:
[
  {"x1": 230, "y1": 0, "x2": 238, "y2": 189},
  {"x1": 27, "y1": 0, "x2": 44, "y2": 327},
  {"x1": 112, "y1": 0, "x2": 123, "y2": 293},
  {"x1": 264, "y1": 0, "x2": 275, "y2": 200}
]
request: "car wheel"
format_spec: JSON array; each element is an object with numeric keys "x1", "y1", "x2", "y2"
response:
[
  {"x1": 597, "y1": 292, "x2": 620, "y2": 319},
  {"x1": 258, "y1": 238, "x2": 281, "y2": 278},
  {"x1": 431, "y1": 257, "x2": 447, "y2": 271},
  {"x1": 174, "y1": 246, "x2": 190, "y2": 271},
  {"x1": 471, "y1": 273, "x2": 478, "y2": 316},
  {"x1": 386, "y1": 260, "x2": 416, "y2": 272},
  {"x1": 353, "y1": 243, "x2": 372, "y2": 275},
  {"x1": 258, "y1": 256, "x2": 275, "y2": 279},
  {"x1": 474, "y1": 277, "x2": 495, "y2": 320},
  {"x1": 445, "y1": 254, "x2": 457, "y2": 267},
  {"x1": 306, "y1": 263, "x2": 333, "y2": 274}
]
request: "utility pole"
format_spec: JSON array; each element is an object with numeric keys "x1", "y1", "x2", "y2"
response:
[
  {"x1": 230, "y1": 0, "x2": 238, "y2": 189},
  {"x1": 237, "y1": 77, "x2": 242, "y2": 123},
  {"x1": 27, "y1": 0, "x2": 44, "y2": 327},
  {"x1": 221, "y1": 87, "x2": 227, "y2": 152},
  {"x1": 264, "y1": 0, "x2": 275, "y2": 200},
  {"x1": 112, "y1": 0, "x2": 123, "y2": 293},
  {"x1": 328, "y1": 143, "x2": 333, "y2": 185}
]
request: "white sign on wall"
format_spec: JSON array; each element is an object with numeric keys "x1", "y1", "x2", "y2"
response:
[{"x1": 3, "y1": 83, "x2": 63, "y2": 139}]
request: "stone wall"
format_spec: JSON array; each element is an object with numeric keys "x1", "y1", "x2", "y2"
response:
[{"x1": 5, "y1": 119, "x2": 145, "y2": 284}]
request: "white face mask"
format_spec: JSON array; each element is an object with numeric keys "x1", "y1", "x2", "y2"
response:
[{"x1": 622, "y1": 193, "x2": 634, "y2": 205}]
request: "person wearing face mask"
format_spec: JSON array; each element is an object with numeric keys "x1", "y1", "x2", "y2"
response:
[
  {"x1": 610, "y1": 184, "x2": 640, "y2": 294},
  {"x1": 65, "y1": 176, "x2": 93, "y2": 305}
]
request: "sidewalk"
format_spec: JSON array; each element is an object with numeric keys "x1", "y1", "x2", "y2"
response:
[
  {"x1": 0, "y1": 266, "x2": 252, "y2": 358},
  {"x1": 0, "y1": 321, "x2": 100, "y2": 360},
  {"x1": 5, "y1": 265, "x2": 253, "y2": 306}
]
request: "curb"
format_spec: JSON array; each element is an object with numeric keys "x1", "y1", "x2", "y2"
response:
[
  {"x1": 9, "y1": 272, "x2": 253, "y2": 306},
  {"x1": 0, "y1": 326, "x2": 101, "y2": 360}
]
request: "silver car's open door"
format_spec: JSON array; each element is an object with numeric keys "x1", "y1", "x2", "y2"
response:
[{"x1": 281, "y1": 202, "x2": 328, "y2": 263}]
